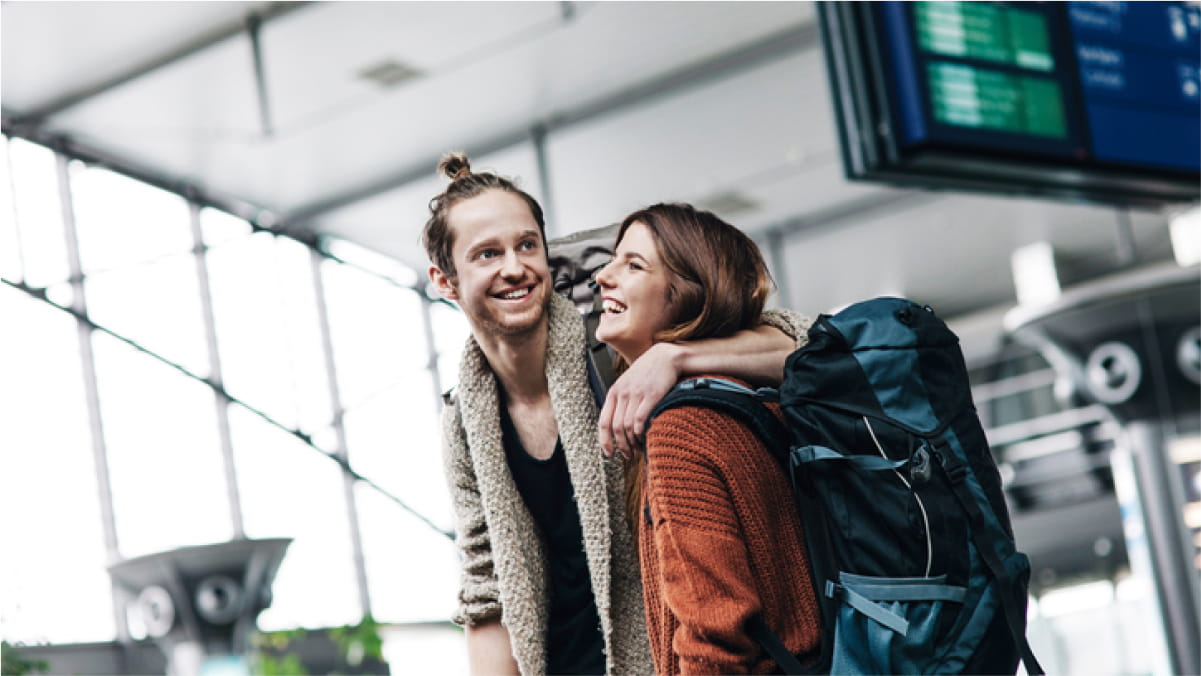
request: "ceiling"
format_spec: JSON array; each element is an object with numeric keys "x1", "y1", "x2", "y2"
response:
[{"x1": 1, "y1": 1, "x2": 1184, "y2": 362}]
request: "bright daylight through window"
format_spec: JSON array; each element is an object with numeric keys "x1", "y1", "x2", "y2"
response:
[{"x1": 0, "y1": 135, "x2": 470, "y2": 644}]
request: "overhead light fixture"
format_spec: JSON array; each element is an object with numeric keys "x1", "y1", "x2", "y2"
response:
[
  {"x1": 1169, "y1": 203, "x2": 1201, "y2": 267},
  {"x1": 696, "y1": 191, "x2": 758, "y2": 218},
  {"x1": 1011, "y1": 241, "x2": 1061, "y2": 308},
  {"x1": 357, "y1": 59, "x2": 422, "y2": 88}
]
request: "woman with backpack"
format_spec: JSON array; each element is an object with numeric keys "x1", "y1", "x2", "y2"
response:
[{"x1": 592, "y1": 202, "x2": 822, "y2": 674}]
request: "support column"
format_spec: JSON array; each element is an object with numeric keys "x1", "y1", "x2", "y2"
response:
[
  {"x1": 308, "y1": 248, "x2": 373, "y2": 618},
  {"x1": 1115, "y1": 208, "x2": 1137, "y2": 267},
  {"x1": 531, "y1": 124, "x2": 557, "y2": 235},
  {"x1": 420, "y1": 294, "x2": 445, "y2": 411},
  {"x1": 1124, "y1": 422, "x2": 1200, "y2": 676},
  {"x1": 187, "y1": 201, "x2": 245, "y2": 539},
  {"x1": 765, "y1": 228, "x2": 792, "y2": 311},
  {"x1": 56, "y1": 153, "x2": 128, "y2": 642}
]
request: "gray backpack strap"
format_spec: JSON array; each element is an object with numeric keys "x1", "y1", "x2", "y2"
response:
[
  {"x1": 585, "y1": 346, "x2": 609, "y2": 411},
  {"x1": 583, "y1": 281, "x2": 616, "y2": 406}
]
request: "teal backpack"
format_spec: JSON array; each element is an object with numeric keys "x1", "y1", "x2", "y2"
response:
[{"x1": 647, "y1": 298, "x2": 1044, "y2": 674}]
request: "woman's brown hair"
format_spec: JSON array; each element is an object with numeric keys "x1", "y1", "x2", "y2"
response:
[
  {"x1": 422, "y1": 151, "x2": 546, "y2": 277},
  {"x1": 616, "y1": 203, "x2": 775, "y2": 536}
]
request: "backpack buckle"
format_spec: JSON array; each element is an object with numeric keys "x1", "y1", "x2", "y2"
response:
[
  {"x1": 825, "y1": 580, "x2": 841, "y2": 599},
  {"x1": 910, "y1": 446, "x2": 933, "y2": 484}
]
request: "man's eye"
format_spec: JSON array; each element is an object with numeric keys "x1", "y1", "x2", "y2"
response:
[
  {"x1": 477, "y1": 249, "x2": 498, "y2": 260},
  {"x1": 519, "y1": 240, "x2": 537, "y2": 251}
]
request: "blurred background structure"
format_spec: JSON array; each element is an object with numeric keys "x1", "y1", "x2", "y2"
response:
[{"x1": 1, "y1": 2, "x2": 1198, "y2": 675}]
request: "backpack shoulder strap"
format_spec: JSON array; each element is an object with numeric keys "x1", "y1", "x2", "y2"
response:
[
  {"x1": 647, "y1": 377, "x2": 789, "y2": 461},
  {"x1": 584, "y1": 346, "x2": 608, "y2": 411},
  {"x1": 583, "y1": 284, "x2": 616, "y2": 400}
]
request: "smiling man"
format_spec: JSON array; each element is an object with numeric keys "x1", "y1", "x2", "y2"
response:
[{"x1": 423, "y1": 152, "x2": 809, "y2": 676}]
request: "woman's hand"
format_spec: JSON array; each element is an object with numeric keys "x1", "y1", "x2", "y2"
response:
[{"x1": 598, "y1": 342, "x2": 682, "y2": 458}]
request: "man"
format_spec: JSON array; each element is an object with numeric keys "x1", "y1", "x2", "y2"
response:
[{"x1": 424, "y1": 153, "x2": 808, "y2": 675}]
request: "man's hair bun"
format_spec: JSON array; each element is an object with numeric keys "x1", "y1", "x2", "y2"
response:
[{"x1": 438, "y1": 151, "x2": 472, "y2": 181}]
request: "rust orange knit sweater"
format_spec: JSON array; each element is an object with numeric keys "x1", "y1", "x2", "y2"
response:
[{"x1": 638, "y1": 382, "x2": 822, "y2": 675}]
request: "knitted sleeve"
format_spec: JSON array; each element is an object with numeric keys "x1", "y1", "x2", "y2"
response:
[
  {"x1": 441, "y1": 398, "x2": 502, "y2": 627},
  {"x1": 759, "y1": 309, "x2": 813, "y2": 350},
  {"x1": 645, "y1": 407, "x2": 764, "y2": 674}
]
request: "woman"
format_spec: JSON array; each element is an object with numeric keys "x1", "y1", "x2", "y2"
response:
[{"x1": 593, "y1": 203, "x2": 821, "y2": 675}]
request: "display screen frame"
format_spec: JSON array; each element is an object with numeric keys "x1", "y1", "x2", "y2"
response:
[{"x1": 818, "y1": 0, "x2": 1200, "y2": 208}]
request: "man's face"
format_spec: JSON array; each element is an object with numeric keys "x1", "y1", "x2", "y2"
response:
[{"x1": 429, "y1": 189, "x2": 551, "y2": 339}]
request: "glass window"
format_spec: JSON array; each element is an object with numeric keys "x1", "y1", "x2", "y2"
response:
[
  {"x1": 1, "y1": 137, "x2": 462, "y2": 642},
  {"x1": 321, "y1": 258, "x2": 457, "y2": 622},
  {"x1": 0, "y1": 285, "x2": 113, "y2": 643},
  {"x1": 229, "y1": 403, "x2": 361, "y2": 630},
  {"x1": 5, "y1": 138, "x2": 72, "y2": 303},
  {"x1": 71, "y1": 165, "x2": 193, "y2": 273},
  {"x1": 1, "y1": 138, "x2": 24, "y2": 281},
  {"x1": 321, "y1": 259, "x2": 427, "y2": 412},
  {"x1": 72, "y1": 164, "x2": 208, "y2": 377},
  {"x1": 91, "y1": 331, "x2": 232, "y2": 558},
  {"x1": 356, "y1": 483, "x2": 459, "y2": 623},
  {"x1": 200, "y1": 205, "x2": 253, "y2": 249},
  {"x1": 343, "y1": 374, "x2": 456, "y2": 623},
  {"x1": 206, "y1": 230, "x2": 333, "y2": 439},
  {"x1": 430, "y1": 300, "x2": 470, "y2": 392}
]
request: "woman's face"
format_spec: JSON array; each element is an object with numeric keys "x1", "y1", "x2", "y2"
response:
[{"x1": 594, "y1": 221, "x2": 676, "y2": 362}]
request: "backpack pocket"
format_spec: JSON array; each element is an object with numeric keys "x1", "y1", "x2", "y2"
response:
[{"x1": 827, "y1": 571, "x2": 966, "y2": 675}]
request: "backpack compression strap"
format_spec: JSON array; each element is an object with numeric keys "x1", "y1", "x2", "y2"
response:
[{"x1": 938, "y1": 449, "x2": 1045, "y2": 675}]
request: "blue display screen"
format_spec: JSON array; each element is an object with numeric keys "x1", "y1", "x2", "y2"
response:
[
  {"x1": 877, "y1": 1, "x2": 1200, "y2": 174},
  {"x1": 1069, "y1": 2, "x2": 1200, "y2": 170}
]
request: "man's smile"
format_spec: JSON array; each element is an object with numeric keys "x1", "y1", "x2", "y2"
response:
[{"x1": 494, "y1": 284, "x2": 536, "y2": 301}]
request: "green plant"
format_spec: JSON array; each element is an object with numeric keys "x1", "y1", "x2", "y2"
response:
[
  {"x1": 1, "y1": 640, "x2": 48, "y2": 676},
  {"x1": 251, "y1": 615, "x2": 385, "y2": 675},
  {"x1": 251, "y1": 628, "x2": 309, "y2": 675},
  {"x1": 328, "y1": 614, "x2": 383, "y2": 668}
]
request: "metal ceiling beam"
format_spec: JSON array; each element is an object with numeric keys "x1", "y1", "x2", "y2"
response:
[
  {"x1": 11, "y1": 2, "x2": 311, "y2": 127},
  {"x1": 283, "y1": 20, "x2": 822, "y2": 225},
  {"x1": 2, "y1": 115, "x2": 274, "y2": 228}
]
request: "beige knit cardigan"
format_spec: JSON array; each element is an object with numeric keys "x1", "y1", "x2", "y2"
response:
[{"x1": 441, "y1": 291, "x2": 810, "y2": 675}]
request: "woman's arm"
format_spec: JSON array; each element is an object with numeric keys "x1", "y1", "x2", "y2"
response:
[{"x1": 599, "y1": 309, "x2": 811, "y2": 457}]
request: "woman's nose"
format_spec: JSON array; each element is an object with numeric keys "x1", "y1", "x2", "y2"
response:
[{"x1": 594, "y1": 259, "x2": 615, "y2": 288}]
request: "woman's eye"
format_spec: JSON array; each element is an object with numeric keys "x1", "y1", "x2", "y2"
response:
[{"x1": 628, "y1": 261, "x2": 644, "y2": 271}]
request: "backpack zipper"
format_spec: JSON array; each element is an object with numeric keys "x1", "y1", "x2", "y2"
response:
[{"x1": 863, "y1": 416, "x2": 933, "y2": 577}]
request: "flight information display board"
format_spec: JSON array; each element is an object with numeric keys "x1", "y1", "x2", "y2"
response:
[
  {"x1": 1069, "y1": 2, "x2": 1200, "y2": 171},
  {"x1": 819, "y1": 1, "x2": 1200, "y2": 206}
]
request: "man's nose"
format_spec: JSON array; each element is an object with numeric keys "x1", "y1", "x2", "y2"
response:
[{"x1": 500, "y1": 249, "x2": 524, "y2": 277}]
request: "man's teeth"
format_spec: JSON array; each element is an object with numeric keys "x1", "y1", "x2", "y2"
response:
[
  {"x1": 602, "y1": 299, "x2": 627, "y2": 314},
  {"x1": 500, "y1": 288, "x2": 530, "y2": 300}
]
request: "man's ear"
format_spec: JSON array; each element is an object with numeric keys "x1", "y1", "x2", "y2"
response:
[{"x1": 429, "y1": 265, "x2": 459, "y2": 301}]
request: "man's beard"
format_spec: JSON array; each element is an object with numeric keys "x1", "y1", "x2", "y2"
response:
[{"x1": 463, "y1": 284, "x2": 551, "y2": 339}]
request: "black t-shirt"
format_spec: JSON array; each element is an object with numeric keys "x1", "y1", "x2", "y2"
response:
[{"x1": 500, "y1": 404, "x2": 606, "y2": 676}]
